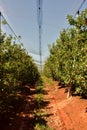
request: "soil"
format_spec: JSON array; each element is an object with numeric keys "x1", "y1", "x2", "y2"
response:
[
  {"x1": 0, "y1": 79, "x2": 87, "y2": 130},
  {"x1": 44, "y1": 80, "x2": 87, "y2": 130}
]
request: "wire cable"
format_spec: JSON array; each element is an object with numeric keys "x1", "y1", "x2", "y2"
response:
[
  {"x1": 67, "y1": 0, "x2": 86, "y2": 30},
  {"x1": 1, "y1": 12, "x2": 22, "y2": 44},
  {"x1": 74, "y1": 0, "x2": 86, "y2": 17},
  {"x1": 0, "y1": 11, "x2": 41, "y2": 58}
]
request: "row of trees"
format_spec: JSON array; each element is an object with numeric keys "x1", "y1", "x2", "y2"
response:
[
  {"x1": 43, "y1": 9, "x2": 87, "y2": 97},
  {"x1": 0, "y1": 32, "x2": 40, "y2": 116}
]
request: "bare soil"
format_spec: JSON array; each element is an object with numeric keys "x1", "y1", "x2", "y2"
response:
[
  {"x1": 0, "y1": 79, "x2": 87, "y2": 130},
  {"x1": 44, "y1": 80, "x2": 87, "y2": 130}
]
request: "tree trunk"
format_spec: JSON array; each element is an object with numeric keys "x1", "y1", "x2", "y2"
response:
[{"x1": 67, "y1": 82, "x2": 73, "y2": 99}]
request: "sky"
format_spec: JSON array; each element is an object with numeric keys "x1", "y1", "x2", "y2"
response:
[{"x1": 0, "y1": 0, "x2": 87, "y2": 65}]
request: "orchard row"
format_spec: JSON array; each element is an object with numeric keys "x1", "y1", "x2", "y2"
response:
[{"x1": 43, "y1": 9, "x2": 87, "y2": 97}]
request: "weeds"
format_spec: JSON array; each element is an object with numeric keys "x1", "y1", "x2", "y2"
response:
[
  {"x1": 34, "y1": 77, "x2": 53, "y2": 130},
  {"x1": 34, "y1": 123, "x2": 52, "y2": 130},
  {"x1": 34, "y1": 111, "x2": 52, "y2": 130},
  {"x1": 36, "y1": 85, "x2": 45, "y2": 94}
]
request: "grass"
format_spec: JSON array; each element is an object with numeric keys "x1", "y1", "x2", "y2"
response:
[
  {"x1": 42, "y1": 75, "x2": 54, "y2": 86},
  {"x1": 34, "y1": 93, "x2": 44, "y2": 108},
  {"x1": 34, "y1": 123, "x2": 53, "y2": 130},
  {"x1": 33, "y1": 76, "x2": 53, "y2": 130},
  {"x1": 36, "y1": 85, "x2": 45, "y2": 94},
  {"x1": 34, "y1": 111, "x2": 52, "y2": 130}
]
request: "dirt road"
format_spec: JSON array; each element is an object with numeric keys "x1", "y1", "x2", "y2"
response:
[
  {"x1": 44, "y1": 80, "x2": 87, "y2": 130},
  {"x1": 0, "y1": 79, "x2": 87, "y2": 130}
]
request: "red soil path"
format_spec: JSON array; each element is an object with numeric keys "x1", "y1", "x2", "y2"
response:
[
  {"x1": 0, "y1": 80, "x2": 87, "y2": 130},
  {"x1": 44, "y1": 80, "x2": 87, "y2": 130}
]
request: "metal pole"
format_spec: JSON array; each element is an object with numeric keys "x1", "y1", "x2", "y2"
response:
[
  {"x1": 38, "y1": 0, "x2": 41, "y2": 74},
  {"x1": 38, "y1": 0, "x2": 42, "y2": 74},
  {"x1": 39, "y1": 25, "x2": 42, "y2": 73}
]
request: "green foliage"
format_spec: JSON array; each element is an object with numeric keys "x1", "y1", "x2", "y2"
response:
[
  {"x1": 43, "y1": 8, "x2": 87, "y2": 97},
  {"x1": 34, "y1": 123, "x2": 52, "y2": 130},
  {"x1": 0, "y1": 33, "x2": 40, "y2": 85},
  {"x1": 34, "y1": 123, "x2": 46, "y2": 130},
  {"x1": 34, "y1": 93, "x2": 44, "y2": 107},
  {"x1": 34, "y1": 111, "x2": 52, "y2": 130},
  {"x1": 34, "y1": 77, "x2": 52, "y2": 130},
  {"x1": 0, "y1": 32, "x2": 40, "y2": 115},
  {"x1": 36, "y1": 85, "x2": 44, "y2": 93},
  {"x1": 2, "y1": 20, "x2": 7, "y2": 25},
  {"x1": 37, "y1": 77, "x2": 44, "y2": 86}
]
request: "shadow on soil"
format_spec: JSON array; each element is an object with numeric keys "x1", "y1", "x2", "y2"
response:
[
  {"x1": 58, "y1": 82, "x2": 87, "y2": 100},
  {"x1": 0, "y1": 85, "x2": 51, "y2": 130}
]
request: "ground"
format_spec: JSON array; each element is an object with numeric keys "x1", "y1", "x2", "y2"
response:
[
  {"x1": 44, "y1": 79, "x2": 87, "y2": 130},
  {"x1": 0, "y1": 79, "x2": 87, "y2": 130}
]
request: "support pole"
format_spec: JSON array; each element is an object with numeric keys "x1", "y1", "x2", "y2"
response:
[
  {"x1": 37, "y1": 0, "x2": 43, "y2": 74},
  {"x1": 39, "y1": 25, "x2": 42, "y2": 74}
]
